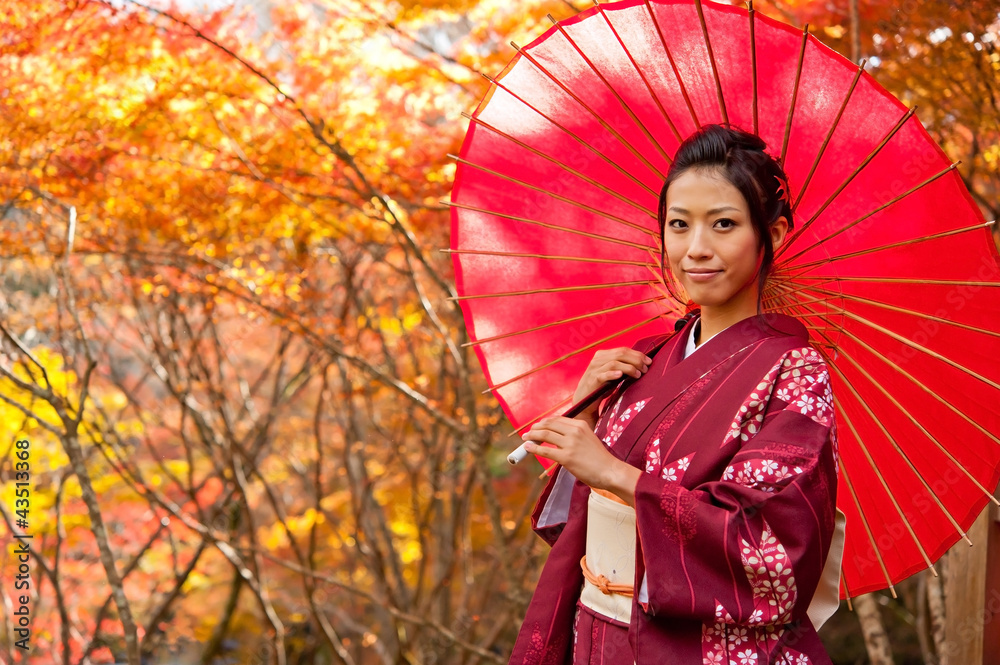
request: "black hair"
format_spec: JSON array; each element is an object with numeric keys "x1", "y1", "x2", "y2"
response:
[{"x1": 656, "y1": 123, "x2": 794, "y2": 312}]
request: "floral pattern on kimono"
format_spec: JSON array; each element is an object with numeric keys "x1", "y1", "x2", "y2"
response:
[
  {"x1": 702, "y1": 520, "x2": 810, "y2": 664},
  {"x1": 646, "y1": 438, "x2": 694, "y2": 483},
  {"x1": 723, "y1": 347, "x2": 833, "y2": 449},
  {"x1": 602, "y1": 397, "x2": 650, "y2": 447},
  {"x1": 718, "y1": 348, "x2": 837, "y2": 495}
]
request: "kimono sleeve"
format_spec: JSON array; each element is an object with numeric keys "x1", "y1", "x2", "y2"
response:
[{"x1": 633, "y1": 349, "x2": 838, "y2": 628}]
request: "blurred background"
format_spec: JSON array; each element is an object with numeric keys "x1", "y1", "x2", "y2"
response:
[{"x1": 0, "y1": 0, "x2": 998, "y2": 663}]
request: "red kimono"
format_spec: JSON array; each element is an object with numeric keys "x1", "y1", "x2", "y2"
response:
[{"x1": 510, "y1": 314, "x2": 838, "y2": 664}]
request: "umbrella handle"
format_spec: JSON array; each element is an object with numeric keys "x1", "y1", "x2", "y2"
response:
[
  {"x1": 507, "y1": 443, "x2": 531, "y2": 465},
  {"x1": 507, "y1": 314, "x2": 693, "y2": 466}
]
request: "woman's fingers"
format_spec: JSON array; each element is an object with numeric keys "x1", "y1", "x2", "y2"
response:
[
  {"x1": 604, "y1": 359, "x2": 649, "y2": 378},
  {"x1": 522, "y1": 440, "x2": 556, "y2": 457},
  {"x1": 592, "y1": 348, "x2": 652, "y2": 368},
  {"x1": 523, "y1": 416, "x2": 586, "y2": 442},
  {"x1": 525, "y1": 417, "x2": 569, "y2": 438},
  {"x1": 574, "y1": 348, "x2": 653, "y2": 403},
  {"x1": 599, "y1": 369, "x2": 624, "y2": 382},
  {"x1": 522, "y1": 417, "x2": 616, "y2": 488},
  {"x1": 522, "y1": 418, "x2": 586, "y2": 459},
  {"x1": 521, "y1": 435, "x2": 563, "y2": 463},
  {"x1": 597, "y1": 350, "x2": 651, "y2": 371},
  {"x1": 591, "y1": 360, "x2": 649, "y2": 383}
]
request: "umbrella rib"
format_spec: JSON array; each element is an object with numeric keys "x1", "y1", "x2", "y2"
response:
[
  {"x1": 766, "y1": 289, "x2": 842, "y2": 365},
  {"x1": 802, "y1": 283, "x2": 1000, "y2": 340},
  {"x1": 779, "y1": 25, "x2": 811, "y2": 167},
  {"x1": 749, "y1": 1, "x2": 758, "y2": 135},
  {"x1": 442, "y1": 248, "x2": 652, "y2": 268},
  {"x1": 594, "y1": 1, "x2": 683, "y2": 143},
  {"x1": 640, "y1": 0, "x2": 700, "y2": 129},
  {"x1": 448, "y1": 279, "x2": 657, "y2": 301},
  {"x1": 841, "y1": 574, "x2": 854, "y2": 607},
  {"x1": 791, "y1": 61, "x2": 867, "y2": 213},
  {"x1": 837, "y1": 445, "x2": 897, "y2": 597},
  {"x1": 483, "y1": 313, "x2": 664, "y2": 394},
  {"x1": 778, "y1": 106, "x2": 917, "y2": 257},
  {"x1": 445, "y1": 201, "x2": 653, "y2": 251},
  {"x1": 464, "y1": 94, "x2": 657, "y2": 200},
  {"x1": 765, "y1": 292, "x2": 843, "y2": 310},
  {"x1": 843, "y1": 294, "x2": 1000, "y2": 352},
  {"x1": 693, "y1": 0, "x2": 727, "y2": 125},
  {"x1": 783, "y1": 163, "x2": 962, "y2": 266},
  {"x1": 547, "y1": 13, "x2": 674, "y2": 167},
  {"x1": 508, "y1": 394, "x2": 575, "y2": 437},
  {"x1": 835, "y1": 330, "x2": 1000, "y2": 506},
  {"x1": 508, "y1": 41, "x2": 666, "y2": 180},
  {"x1": 793, "y1": 333, "x2": 838, "y2": 351},
  {"x1": 448, "y1": 154, "x2": 658, "y2": 234},
  {"x1": 780, "y1": 283, "x2": 1000, "y2": 461},
  {"x1": 786, "y1": 218, "x2": 986, "y2": 277},
  {"x1": 463, "y1": 296, "x2": 666, "y2": 347},
  {"x1": 763, "y1": 275, "x2": 841, "y2": 304},
  {"x1": 791, "y1": 275, "x2": 1000, "y2": 288}
]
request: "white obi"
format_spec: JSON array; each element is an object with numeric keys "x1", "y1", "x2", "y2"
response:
[{"x1": 580, "y1": 490, "x2": 636, "y2": 624}]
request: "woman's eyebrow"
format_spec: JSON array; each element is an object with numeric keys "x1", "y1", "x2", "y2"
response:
[{"x1": 667, "y1": 205, "x2": 741, "y2": 215}]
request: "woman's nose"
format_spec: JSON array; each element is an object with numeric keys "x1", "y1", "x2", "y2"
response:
[{"x1": 686, "y1": 226, "x2": 713, "y2": 259}]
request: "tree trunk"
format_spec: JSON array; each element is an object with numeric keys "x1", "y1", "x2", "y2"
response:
[
  {"x1": 916, "y1": 574, "x2": 936, "y2": 665},
  {"x1": 927, "y1": 567, "x2": 948, "y2": 665},
  {"x1": 59, "y1": 419, "x2": 140, "y2": 665},
  {"x1": 849, "y1": 0, "x2": 862, "y2": 63},
  {"x1": 854, "y1": 592, "x2": 894, "y2": 665},
  {"x1": 942, "y1": 508, "x2": 989, "y2": 665}
]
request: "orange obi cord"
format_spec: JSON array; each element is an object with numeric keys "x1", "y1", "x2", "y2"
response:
[{"x1": 580, "y1": 556, "x2": 634, "y2": 597}]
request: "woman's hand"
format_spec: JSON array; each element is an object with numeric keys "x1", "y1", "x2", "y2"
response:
[
  {"x1": 522, "y1": 417, "x2": 641, "y2": 506},
  {"x1": 572, "y1": 348, "x2": 652, "y2": 426}
]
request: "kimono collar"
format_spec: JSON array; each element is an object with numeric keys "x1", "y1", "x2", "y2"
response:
[
  {"x1": 673, "y1": 312, "x2": 810, "y2": 369},
  {"x1": 683, "y1": 319, "x2": 721, "y2": 359}
]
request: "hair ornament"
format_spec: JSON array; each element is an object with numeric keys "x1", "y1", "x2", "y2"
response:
[{"x1": 774, "y1": 174, "x2": 791, "y2": 205}]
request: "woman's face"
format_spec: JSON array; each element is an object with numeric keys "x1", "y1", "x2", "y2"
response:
[{"x1": 663, "y1": 167, "x2": 780, "y2": 314}]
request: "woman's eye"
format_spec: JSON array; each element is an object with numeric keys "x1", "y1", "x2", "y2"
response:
[
  {"x1": 668, "y1": 219, "x2": 687, "y2": 229},
  {"x1": 715, "y1": 218, "x2": 735, "y2": 229}
]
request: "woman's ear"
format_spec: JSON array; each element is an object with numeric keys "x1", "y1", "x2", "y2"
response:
[{"x1": 770, "y1": 216, "x2": 789, "y2": 251}]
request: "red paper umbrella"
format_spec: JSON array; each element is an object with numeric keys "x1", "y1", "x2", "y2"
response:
[{"x1": 448, "y1": 0, "x2": 1000, "y2": 599}]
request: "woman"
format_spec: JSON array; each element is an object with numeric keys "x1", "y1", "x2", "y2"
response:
[{"x1": 510, "y1": 124, "x2": 840, "y2": 664}]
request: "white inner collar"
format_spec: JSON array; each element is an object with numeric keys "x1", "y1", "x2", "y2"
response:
[{"x1": 683, "y1": 319, "x2": 722, "y2": 359}]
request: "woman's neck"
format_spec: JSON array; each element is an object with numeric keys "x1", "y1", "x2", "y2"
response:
[{"x1": 696, "y1": 291, "x2": 759, "y2": 345}]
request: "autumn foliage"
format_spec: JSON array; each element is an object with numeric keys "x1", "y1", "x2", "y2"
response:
[{"x1": 0, "y1": 0, "x2": 997, "y2": 663}]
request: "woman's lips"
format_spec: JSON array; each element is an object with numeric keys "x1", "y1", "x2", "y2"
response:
[{"x1": 684, "y1": 269, "x2": 722, "y2": 282}]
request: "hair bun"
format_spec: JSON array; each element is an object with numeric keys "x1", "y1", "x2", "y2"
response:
[{"x1": 721, "y1": 125, "x2": 766, "y2": 152}]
